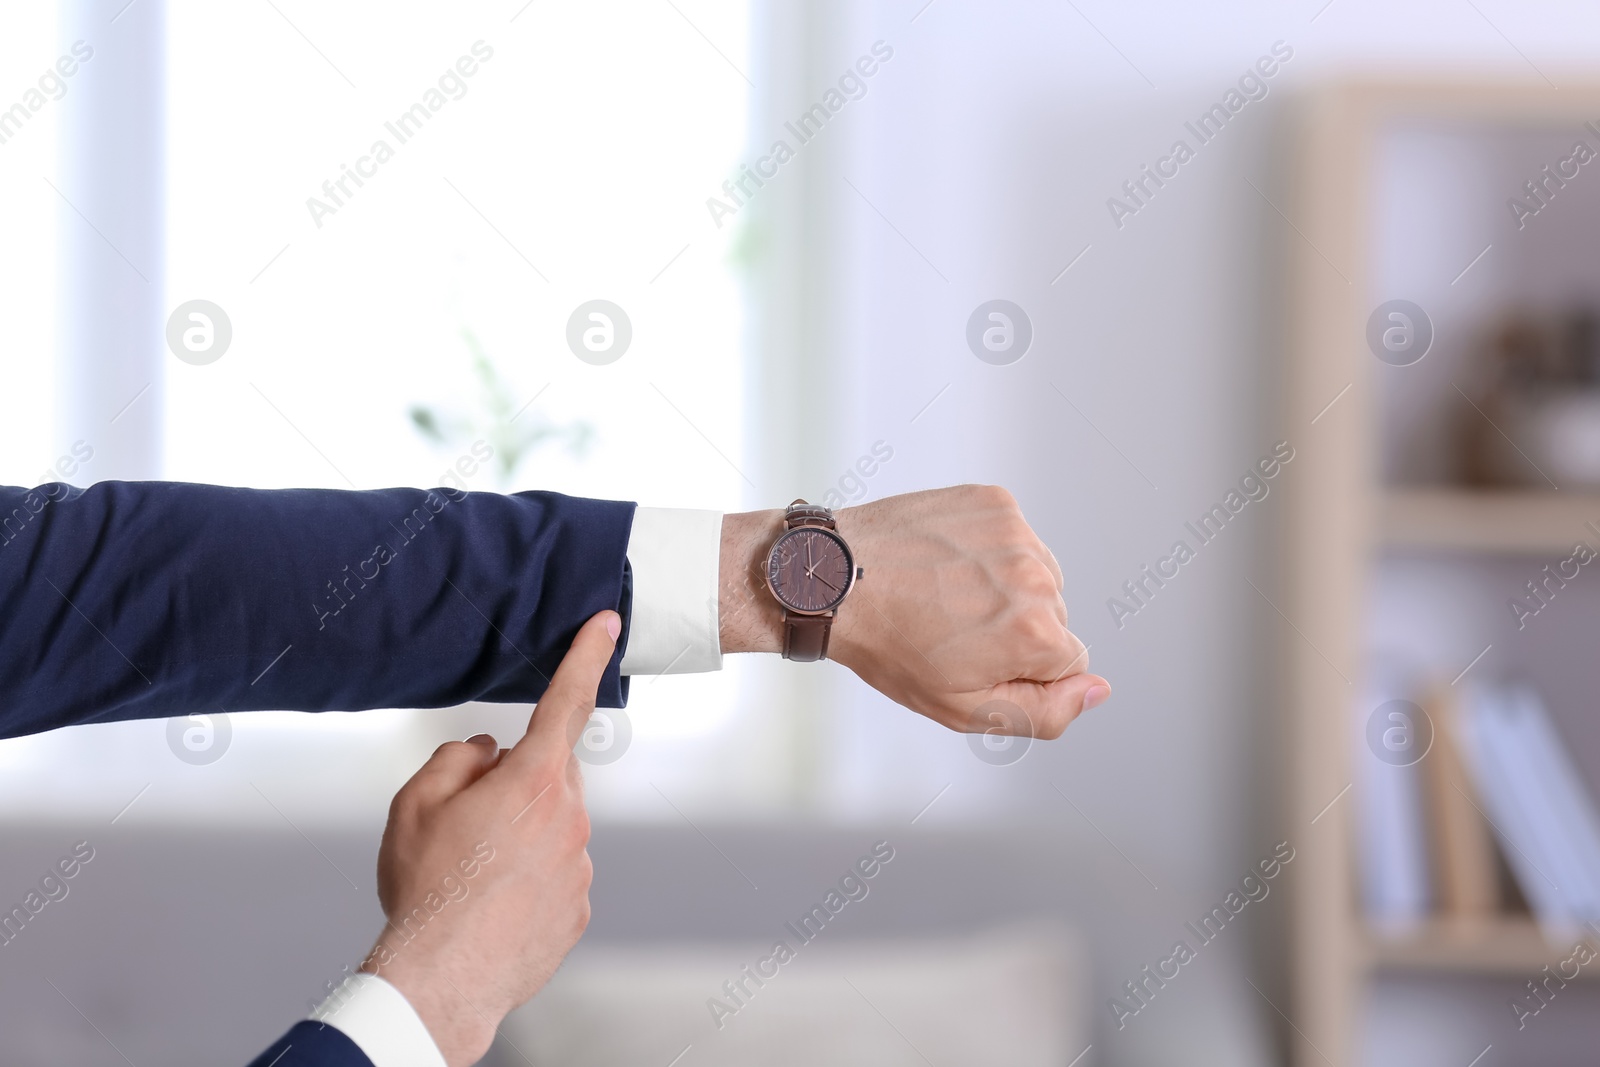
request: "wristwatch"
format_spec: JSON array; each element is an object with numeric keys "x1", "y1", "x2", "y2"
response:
[{"x1": 764, "y1": 499, "x2": 860, "y2": 662}]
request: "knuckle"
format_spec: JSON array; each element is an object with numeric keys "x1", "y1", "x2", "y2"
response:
[
  {"x1": 1017, "y1": 608, "x2": 1061, "y2": 648},
  {"x1": 1001, "y1": 551, "x2": 1037, "y2": 589},
  {"x1": 552, "y1": 800, "x2": 590, "y2": 852},
  {"x1": 433, "y1": 740, "x2": 470, "y2": 760},
  {"x1": 388, "y1": 789, "x2": 421, "y2": 825},
  {"x1": 978, "y1": 483, "x2": 1016, "y2": 510},
  {"x1": 1026, "y1": 562, "x2": 1058, "y2": 598},
  {"x1": 532, "y1": 748, "x2": 569, "y2": 781}
]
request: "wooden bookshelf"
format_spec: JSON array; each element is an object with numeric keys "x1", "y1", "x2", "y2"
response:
[
  {"x1": 1381, "y1": 489, "x2": 1600, "y2": 554},
  {"x1": 1364, "y1": 918, "x2": 1600, "y2": 976},
  {"x1": 1283, "y1": 80, "x2": 1600, "y2": 1065}
]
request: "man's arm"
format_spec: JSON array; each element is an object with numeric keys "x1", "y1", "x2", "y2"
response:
[
  {"x1": 0, "y1": 482, "x2": 634, "y2": 739},
  {"x1": 1, "y1": 480, "x2": 1104, "y2": 741}
]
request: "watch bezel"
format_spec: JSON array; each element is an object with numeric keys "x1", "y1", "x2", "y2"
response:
[{"x1": 764, "y1": 526, "x2": 855, "y2": 615}]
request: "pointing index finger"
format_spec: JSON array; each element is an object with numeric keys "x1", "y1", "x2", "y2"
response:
[{"x1": 512, "y1": 611, "x2": 622, "y2": 764}]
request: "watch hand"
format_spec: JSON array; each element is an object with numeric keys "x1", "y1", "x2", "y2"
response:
[{"x1": 813, "y1": 572, "x2": 840, "y2": 592}]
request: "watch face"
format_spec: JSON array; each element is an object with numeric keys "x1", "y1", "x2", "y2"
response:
[{"x1": 767, "y1": 527, "x2": 854, "y2": 614}]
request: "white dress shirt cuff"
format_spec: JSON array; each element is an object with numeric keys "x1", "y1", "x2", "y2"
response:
[
  {"x1": 310, "y1": 973, "x2": 447, "y2": 1067},
  {"x1": 620, "y1": 507, "x2": 723, "y2": 675}
]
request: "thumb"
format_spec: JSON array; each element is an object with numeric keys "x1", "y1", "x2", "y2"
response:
[
  {"x1": 994, "y1": 672, "x2": 1111, "y2": 740},
  {"x1": 515, "y1": 610, "x2": 622, "y2": 761}
]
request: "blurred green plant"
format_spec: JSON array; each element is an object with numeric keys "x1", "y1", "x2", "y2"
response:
[{"x1": 409, "y1": 329, "x2": 593, "y2": 488}]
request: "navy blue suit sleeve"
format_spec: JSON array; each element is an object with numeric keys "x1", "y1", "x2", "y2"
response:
[
  {"x1": 247, "y1": 1021, "x2": 374, "y2": 1067},
  {"x1": 0, "y1": 481, "x2": 635, "y2": 739}
]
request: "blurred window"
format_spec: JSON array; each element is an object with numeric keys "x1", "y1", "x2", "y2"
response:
[
  {"x1": 0, "y1": 1, "x2": 765, "y2": 826},
  {"x1": 0, "y1": 6, "x2": 59, "y2": 484}
]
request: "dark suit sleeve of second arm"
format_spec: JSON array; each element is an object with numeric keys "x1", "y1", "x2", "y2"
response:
[{"x1": 245, "y1": 1021, "x2": 373, "y2": 1067}]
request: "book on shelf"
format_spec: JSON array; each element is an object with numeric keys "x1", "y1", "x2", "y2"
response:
[
  {"x1": 1420, "y1": 684, "x2": 1500, "y2": 919},
  {"x1": 1355, "y1": 676, "x2": 1431, "y2": 930},
  {"x1": 1356, "y1": 676, "x2": 1600, "y2": 939},
  {"x1": 1455, "y1": 681, "x2": 1600, "y2": 935}
]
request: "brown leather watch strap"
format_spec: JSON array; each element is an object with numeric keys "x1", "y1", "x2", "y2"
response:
[
  {"x1": 785, "y1": 501, "x2": 836, "y2": 529},
  {"x1": 783, "y1": 613, "x2": 831, "y2": 662}
]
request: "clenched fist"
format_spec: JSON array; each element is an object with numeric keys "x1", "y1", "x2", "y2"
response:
[
  {"x1": 720, "y1": 485, "x2": 1109, "y2": 738},
  {"x1": 360, "y1": 611, "x2": 619, "y2": 1066}
]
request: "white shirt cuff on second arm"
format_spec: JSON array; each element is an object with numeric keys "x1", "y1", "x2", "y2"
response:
[
  {"x1": 619, "y1": 507, "x2": 723, "y2": 675},
  {"x1": 310, "y1": 973, "x2": 447, "y2": 1067}
]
